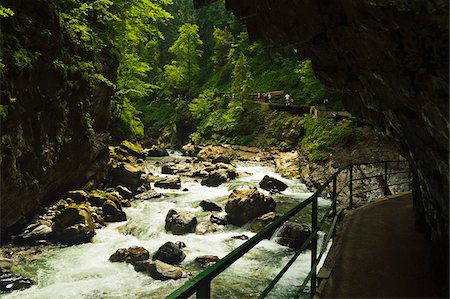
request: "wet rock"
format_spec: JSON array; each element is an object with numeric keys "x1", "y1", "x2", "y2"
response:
[
  {"x1": 210, "y1": 214, "x2": 228, "y2": 225},
  {"x1": 116, "y1": 185, "x2": 133, "y2": 199},
  {"x1": 231, "y1": 235, "x2": 249, "y2": 240},
  {"x1": 259, "y1": 175, "x2": 288, "y2": 192},
  {"x1": 53, "y1": 205, "x2": 95, "y2": 245},
  {"x1": 148, "y1": 146, "x2": 169, "y2": 157},
  {"x1": 0, "y1": 273, "x2": 34, "y2": 293},
  {"x1": 0, "y1": 259, "x2": 14, "y2": 272},
  {"x1": 120, "y1": 199, "x2": 131, "y2": 207},
  {"x1": 155, "y1": 177, "x2": 181, "y2": 190},
  {"x1": 134, "y1": 190, "x2": 162, "y2": 200},
  {"x1": 66, "y1": 190, "x2": 88, "y2": 203},
  {"x1": 225, "y1": 188, "x2": 276, "y2": 226},
  {"x1": 212, "y1": 155, "x2": 231, "y2": 164},
  {"x1": 133, "y1": 260, "x2": 190, "y2": 280},
  {"x1": 195, "y1": 255, "x2": 219, "y2": 266},
  {"x1": 195, "y1": 222, "x2": 221, "y2": 235},
  {"x1": 201, "y1": 170, "x2": 228, "y2": 187},
  {"x1": 109, "y1": 246, "x2": 150, "y2": 265},
  {"x1": 119, "y1": 141, "x2": 146, "y2": 159},
  {"x1": 250, "y1": 212, "x2": 278, "y2": 233},
  {"x1": 161, "y1": 164, "x2": 176, "y2": 175},
  {"x1": 16, "y1": 222, "x2": 52, "y2": 245},
  {"x1": 102, "y1": 200, "x2": 127, "y2": 222},
  {"x1": 152, "y1": 242, "x2": 186, "y2": 265},
  {"x1": 199, "y1": 200, "x2": 222, "y2": 212},
  {"x1": 110, "y1": 163, "x2": 144, "y2": 189},
  {"x1": 181, "y1": 143, "x2": 201, "y2": 157},
  {"x1": 165, "y1": 209, "x2": 197, "y2": 235},
  {"x1": 175, "y1": 241, "x2": 186, "y2": 249},
  {"x1": 88, "y1": 190, "x2": 122, "y2": 207},
  {"x1": 275, "y1": 222, "x2": 311, "y2": 249}
]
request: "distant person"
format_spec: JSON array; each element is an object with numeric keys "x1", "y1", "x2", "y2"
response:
[
  {"x1": 285, "y1": 93, "x2": 292, "y2": 105},
  {"x1": 267, "y1": 93, "x2": 272, "y2": 101}
]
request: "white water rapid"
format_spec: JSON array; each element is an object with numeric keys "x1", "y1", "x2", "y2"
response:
[{"x1": 4, "y1": 153, "x2": 332, "y2": 299}]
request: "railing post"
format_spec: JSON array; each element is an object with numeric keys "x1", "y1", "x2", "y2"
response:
[
  {"x1": 310, "y1": 197, "x2": 318, "y2": 298},
  {"x1": 196, "y1": 280, "x2": 211, "y2": 299},
  {"x1": 384, "y1": 161, "x2": 388, "y2": 196},
  {"x1": 349, "y1": 165, "x2": 353, "y2": 209},
  {"x1": 332, "y1": 176, "x2": 337, "y2": 217}
]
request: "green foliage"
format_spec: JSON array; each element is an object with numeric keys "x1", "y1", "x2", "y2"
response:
[
  {"x1": 12, "y1": 49, "x2": 40, "y2": 69},
  {"x1": 296, "y1": 60, "x2": 327, "y2": 106},
  {"x1": 301, "y1": 115, "x2": 354, "y2": 162},
  {"x1": 113, "y1": 98, "x2": 144, "y2": 140},
  {"x1": 212, "y1": 27, "x2": 233, "y2": 67},
  {"x1": 231, "y1": 53, "x2": 252, "y2": 99},
  {"x1": 189, "y1": 88, "x2": 224, "y2": 120},
  {"x1": 164, "y1": 23, "x2": 203, "y2": 96},
  {"x1": 0, "y1": 5, "x2": 14, "y2": 18}
]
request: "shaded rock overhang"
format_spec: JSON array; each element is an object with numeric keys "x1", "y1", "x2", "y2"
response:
[{"x1": 195, "y1": 0, "x2": 449, "y2": 275}]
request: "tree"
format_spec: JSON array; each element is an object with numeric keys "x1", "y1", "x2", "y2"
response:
[
  {"x1": 296, "y1": 60, "x2": 327, "y2": 105},
  {"x1": 164, "y1": 23, "x2": 203, "y2": 99},
  {"x1": 231, "y1": 53, "x2": 252, "y2": 99},
  {"x1": 212, "y1": 27, "x2": 233, "y2": 68}
]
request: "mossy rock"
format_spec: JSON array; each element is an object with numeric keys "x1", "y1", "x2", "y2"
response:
[
  {"x1": 119, "y1": 141, "x2": 146, "y2": 159},
  {"x1": 53, "y1": 205, "x2": 96, "y2": 245},
  {"x1": 88, "y1": 190, "x2": 121, "y2": 207},
  {"x1": 102, "y1": 200, "x2": 126, "y2": 222},
  {"x1": 66, "y1": 190, "x2": 88, "y2": 203}
]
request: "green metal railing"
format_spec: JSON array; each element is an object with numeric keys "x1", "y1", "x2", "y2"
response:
[{"x1": 166, "y1": 160, "x2": 411, "y2": 299}]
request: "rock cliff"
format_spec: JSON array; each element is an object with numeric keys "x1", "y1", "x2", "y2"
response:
[
  {"x1": 218, "y1": 0, "x2": 448, "y2": 273},
  {"x1": 0, "y1": 0, "x2": 115, "y2": 240}
]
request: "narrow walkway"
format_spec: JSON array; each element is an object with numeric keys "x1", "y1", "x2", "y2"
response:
[{"x1": 319, "y1": 192, "x2": 445, "y2": 298}]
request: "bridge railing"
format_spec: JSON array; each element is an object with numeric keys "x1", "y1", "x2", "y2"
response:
[{"x1": 165, "y1": 160, "x2": 411, "y2": 299}]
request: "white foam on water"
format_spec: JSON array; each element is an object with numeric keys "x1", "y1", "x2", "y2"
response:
[{"x1": 3, "y1": 157, "x2": 332, "y2": 299}]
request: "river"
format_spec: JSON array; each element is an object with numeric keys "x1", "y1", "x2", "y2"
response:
[{"x1": 3, "y1": 151, "x2": 332, "y2": 299}]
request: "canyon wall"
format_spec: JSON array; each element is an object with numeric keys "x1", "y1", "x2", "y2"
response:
[
  {"x1": 0, "y1": 0, "x2": 115, "y2": 240},
  {"x1": 222, "y1": 0, "x2": 448, "y2": 272}
]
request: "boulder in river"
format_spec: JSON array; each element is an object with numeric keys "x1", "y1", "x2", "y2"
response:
[
  {"x1": 201, "y1": 170, "x2": 228, "y2": 187},
  {"x1": 195, "y1": 222, "x2": 221, "y2": 235},
  {"x1": 210, "y1": 214, "x2": 228, "y2": 225},
  {"x1": 116, "y1": 185, "x2": 133, "y2": 199},
  {"x1": 250, "y1": 212, "x2": 278, "y2": 233},
  {"x1": 109, "y1": 246, "x2": 150, "y2": 265},
  {"x1": 275, "y1": 222, "x2": 311, "y2": 249},
  {"x1": 134, "y1": 190, "x2": 162, "y2": 200},
  {"x1": 195, "y1": 255, "x2": 219, "y2": 266},
  {"x1": 102, "y1": 199, "x2": 127, "y2": 222},
  {"x1": 15, "y1": 222, "x2": 52, "y2": 245},
  {"x1": 155, "y1": 177, "x2": 181, "y2": 189},
  {"x1": 110, "y1": 163, "x2": 145, "y2": 189},
  {"x1": 53, "y1": 205, "x2": 95, "y2": 245},
  {"x1": 225, "y1": 188, "x2": 276, "y2": 226},
  {"x1": 165, "y1": 209, "x2": 197, "y2": 235},
  {"x1": 259, "y1": 175, "x2": 288, "y2": 192},
  {"x1": 66, "y1": 190, "x2": 88, "y2": 203},
  {"x1": 152, "y1": 242, "x2": 186, "y2": 265},
  {"x1": 133, "y1": 260, "x2": 191, "y2": 280},
  {"x1": 199, "y1": 200, "x2": 222, "y2": 212},
  {"x1": 147, "y1": 146, "x2": 169, "y2": 157},
  {"x1": 119, "y1": 140, "x2": 146, "y2": 159},
  {"x1": 0, "y1": 273, "x2": 34, "y2": 293},
  {"x1": 181, "y1": 143, "x2": 201, "y2": 157},
  {"x1": 211, "y1": 155, "x2": 231, "y2": 164}
]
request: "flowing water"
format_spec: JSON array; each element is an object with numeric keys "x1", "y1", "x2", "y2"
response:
[{"x1": 4, "y1": 152, "x2": 332, "y2": 299}]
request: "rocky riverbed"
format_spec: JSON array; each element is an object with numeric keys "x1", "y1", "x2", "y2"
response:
[{"x1": 1, "y1": 142, "x2": 332, "y2": 298}]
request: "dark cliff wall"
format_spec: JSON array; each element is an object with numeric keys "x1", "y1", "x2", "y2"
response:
[
  {"x1": 223, "y1": 0, "x2": 449, "y2": 271},
  {"x1": 0, "y1": 1, "x2": 115, "y2": 240}
]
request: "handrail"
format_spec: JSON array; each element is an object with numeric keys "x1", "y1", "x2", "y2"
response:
[{"x1": 165, "y1": 160, "x2": 410, "y2": 299}]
